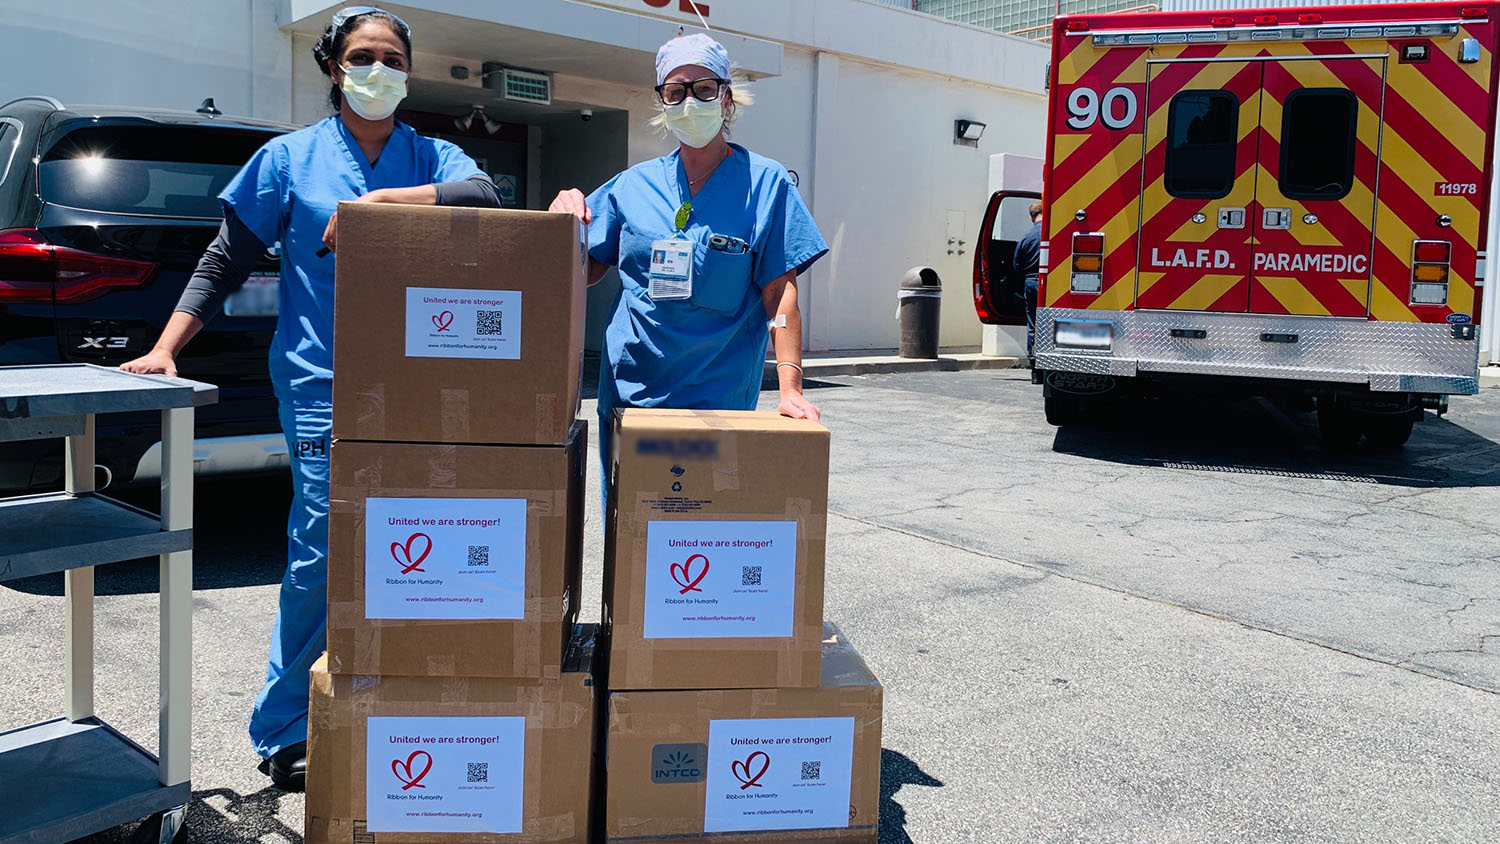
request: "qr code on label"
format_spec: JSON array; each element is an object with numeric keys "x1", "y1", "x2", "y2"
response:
[
  {"x1": 468, "y1": 546, "x2": 489, "y2": 567},
  {"x1": 801, "y1": 761, "x2": 821, "y2": 781},
  {"x1": 467, "y1": 762, "x2": 488, "y2": 783},
  {"x1": 742, "y1": 566, "x2": 762, "y2": 586},
  {"x1": 476, "y1": 310, "x2": 504, "y2": 335}
]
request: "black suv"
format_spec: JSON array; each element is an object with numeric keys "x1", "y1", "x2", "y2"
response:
[{"x1": 0, "y1": 96, "x2": 294, "y2": 491}]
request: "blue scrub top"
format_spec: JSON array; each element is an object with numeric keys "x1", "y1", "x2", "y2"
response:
[
  {"x1": 220, "y1": 116, "x2": 484, "y2": 397},
  {"x1": 586, "y1": 144, "x2": 827, "y2": 415}
]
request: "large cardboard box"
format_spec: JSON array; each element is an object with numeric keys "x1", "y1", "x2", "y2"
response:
[
  {"x1": 603, "y1": 624, "x2": 882, "y2": 843},
  {"x1": 332, "y1": 203, "x2": 587, "y2": 446},
  {"x1": 306, "y1": 625, "x2": 598, "y2": 844},
  {"x1": 327, "y1": 422, "x2": 585, "y2": 678},
  {"x1": 605, "y1": 409, "x2": 830, "y2": 690}
]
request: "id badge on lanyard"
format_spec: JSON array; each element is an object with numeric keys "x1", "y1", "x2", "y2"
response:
[{"x1": 648, "y1": 238, "x2": 693, "y2": 300}]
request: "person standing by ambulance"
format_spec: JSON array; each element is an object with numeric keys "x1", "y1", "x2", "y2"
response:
[
  {"x1": 121, "y1": 6, "x2": 500, "y2": 791},
  {"x1": 1015, "y1": 199, "x2": 1043, "y2": 366},
  {"x1": 549, "y1": 34, "x2": 828, "y2": 491}
]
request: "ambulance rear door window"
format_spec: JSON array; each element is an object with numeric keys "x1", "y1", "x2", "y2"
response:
[
  {"x1": 1279, "y1": 88, "x2": 1357, "y2": 200},
  {"x1": 1164, "y1": 90, "x2": 1239, "y2": 199}
]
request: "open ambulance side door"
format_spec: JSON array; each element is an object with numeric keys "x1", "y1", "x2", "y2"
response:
[{"x1": 973, "y1": 189, "x2": 1042, "y2": 325}]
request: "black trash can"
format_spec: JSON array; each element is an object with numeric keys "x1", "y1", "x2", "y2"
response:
[{"x1": 898, "y1": 266, "x2": 941, "y2": 359}]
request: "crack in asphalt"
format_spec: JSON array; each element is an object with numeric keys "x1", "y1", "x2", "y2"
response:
[{"x1": 831, "y1": 509, "x2": 1500, "y2": 698}]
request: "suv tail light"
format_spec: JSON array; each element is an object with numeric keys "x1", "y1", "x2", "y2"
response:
[
  {"x1": 0, "y1": 228, "x2": 157, "y2": 304},
  {"x1": 1071, "y1": 232, "x2": 1105, "y2": 294},
  {"x1": 1410, "y1": 239, "x2": 1451, "y2": 305}
]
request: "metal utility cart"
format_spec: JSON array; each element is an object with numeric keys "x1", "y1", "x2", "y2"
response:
[{"x1": 0, "y1": 365, "x2": 216, "y2": 844}]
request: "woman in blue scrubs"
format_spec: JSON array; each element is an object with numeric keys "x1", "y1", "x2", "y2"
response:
[
  {"x1": 551, "y1": 34, "x2": 829, "y2": 487},
  {"x1": 122, "y1": 6, "x2": 500, "y2": 790}
]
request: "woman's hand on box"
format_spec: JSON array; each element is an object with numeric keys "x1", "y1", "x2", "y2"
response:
[
  {"x1": 778, "y1": 389, "x2": 821, "y2": 423},
  {"x1": 549, "y1": 189, "x2": 592, "y2": 224},
  {"x1": 322, "y1": 188, "x2": 438, "y2": 253}
]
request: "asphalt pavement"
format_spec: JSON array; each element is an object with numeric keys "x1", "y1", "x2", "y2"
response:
[{"x1": 2, "y1": 369, "x2": 1497, "y2": 843}]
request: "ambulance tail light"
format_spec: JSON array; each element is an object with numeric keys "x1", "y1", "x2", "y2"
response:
[
  {"x1": 1071, "y1": 233, "x2": 1105, "y2": 294},
  {"x1": 1410, "y1": 239, "x2": 1451, "y2": 305}
]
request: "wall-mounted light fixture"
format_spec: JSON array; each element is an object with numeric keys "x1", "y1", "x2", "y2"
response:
[
  {"x1": 955, "y1": 119, "x2": 986, "y2": 145},
  {"x1": 455, "y1": 105, "x2": 502, "y2": 134}
]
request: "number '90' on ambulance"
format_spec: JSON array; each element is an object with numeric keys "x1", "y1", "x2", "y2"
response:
[{"x1": 995, "y1": 2, "x2": 1497, "y2": 447}]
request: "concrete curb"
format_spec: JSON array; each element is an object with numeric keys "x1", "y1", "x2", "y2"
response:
[
  {"x1": 766, "y1": 353, "x2": 1022, "y2": 380},
  {"x1": 1480, "y1": 366, "x2": 1500, "y2": 389}
]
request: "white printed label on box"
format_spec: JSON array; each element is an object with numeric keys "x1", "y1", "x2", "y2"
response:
[
  {"x1": 643, "y1": 520, "x2": 798, "y2": 639},
  {"x1": 367, "y1": 715, "x2": 525, "y2": 834},
  {"x1": 704, "y1": 717, "x2": 855, "y2": 833},
  {"x1": 365, "y1": 497, "x2": 526, "y2": 620},
  {"x1": 405, "y1": 286, "x2": 521, "y2": 360}
]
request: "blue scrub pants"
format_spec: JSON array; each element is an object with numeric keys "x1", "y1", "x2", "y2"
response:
[{"x1": 248, "y1": 396, "x2": 331, "y2": 758}]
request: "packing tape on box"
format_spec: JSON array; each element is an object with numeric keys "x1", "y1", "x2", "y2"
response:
[
  {"x1": 448, "y1": 206, "x2": 481, "y2": 267},
  {"x1": 439, "y1": 389, "x2": 473, "y2": 441},
  {"x1": 354, "y1": 383, "x2": 388, "y2": 439}
]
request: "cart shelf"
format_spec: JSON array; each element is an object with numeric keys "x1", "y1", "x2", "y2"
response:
[
  {"x1": 0, "y1": 492, "x2": 192, "y2": 581},
  {"x1": 0, "y1": 718, "x2": 190, "y2": 844}
]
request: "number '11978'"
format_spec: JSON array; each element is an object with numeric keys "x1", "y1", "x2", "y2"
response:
[{"x1": 1435, "y1": 182, "x2": 1479, "y2": 196}]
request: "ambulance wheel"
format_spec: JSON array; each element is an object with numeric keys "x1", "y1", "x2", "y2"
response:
[
  {"x1": 1363, "y1": 417, "x2": 1414, "y2": 451},
  {"x1": 1045, "y1": 395, "x2": 1084, "y2": 426},
  {"x1": 1316, "y1": 402, "x2": 1361, "y2": 450}
]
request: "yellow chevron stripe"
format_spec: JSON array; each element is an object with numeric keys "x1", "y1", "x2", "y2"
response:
[
  {"x1": 1457, "y1": 24, "x2": 1494, "y2": 89},
  {"x1": 1168, "y1": 273, "x2": 1242, "y2": 311},
  {"x1": 1369, "y1": 274, "x2": 1420, "y2": 322},
  {"x1": 1258, "y1": 276, "x2": 1332, "y2": 316},
  {"x1": 1385, "y1": 56, "x2": 1484, "y2": 158}
]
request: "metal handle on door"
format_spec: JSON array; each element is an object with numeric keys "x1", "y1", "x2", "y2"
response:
[
  {"x1": 1263, "y1": 208, "x2": 1291, "y2": 230},
  {"x1": 1217, "y1": 208, "x2": 1246, "y2": 229}
]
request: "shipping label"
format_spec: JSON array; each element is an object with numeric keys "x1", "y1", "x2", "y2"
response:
[
  {"x1": 366, "y1": 715, "x2": 525, "y2": 834},
  {"x1": 365, "y1": 497, "x2": 526, "y2": 620},
  {"x1": 704, "y1": 717, "x2": 856, "y2": 833},
  {"x1": 643, "y1": 520, "x2": 798, "y2": 639},
  {"x1": 405, "y1": 286, "x2": 521, "y2": 360}
]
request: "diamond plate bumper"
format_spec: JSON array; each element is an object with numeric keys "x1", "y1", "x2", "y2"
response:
[{"x1": 1036, "y1": 308, "x2": 1480, "y2": 395}]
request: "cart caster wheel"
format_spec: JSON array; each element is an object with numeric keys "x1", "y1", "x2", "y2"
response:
[{"x1": 129, "y1": 806, "x2": 187, "y2": 844}]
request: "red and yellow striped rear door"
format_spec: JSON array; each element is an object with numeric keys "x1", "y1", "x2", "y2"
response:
[
  {"x1": 1136, "y1": 59, "x2": 1263, "y2": 312},
  {"x1": 1250, "y1": 57, "x2": 1385, "y2": 317}
]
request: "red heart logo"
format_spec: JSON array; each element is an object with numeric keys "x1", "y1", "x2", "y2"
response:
[
  {"x1": 670, "y1": 553, "x2": 709, "y2": 594},
  {"x1": 731, "y1": 751, "x2": 769, "y2": 790},
  {"x1": 392, "y1": 750, "x2": 433, "y2": 790},
  {"x1": 432, "y1": 311, "x2": 454, "y2": 331},
  {"x1": 391, "y1": 532, "x2": 432, "y2": 574}
]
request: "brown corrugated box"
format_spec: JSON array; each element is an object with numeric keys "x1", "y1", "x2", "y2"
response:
[
  {"x1": 603, "y1": 623, "x2": 882, "y2": 843},
  {"x1": 327, "y1": 422, "x2": 585, "y2": 677},
  {"x1": 306, "y1": 625, "x2": 598, "y2": 844},
  {"x1": 332, "y1": 203, "x2": 587, "y2": 446},
  {"x1": 604, "y1": 409, "x2": 829, "y2": 690}
]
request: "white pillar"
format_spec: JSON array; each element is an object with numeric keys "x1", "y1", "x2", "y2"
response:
[{"x1": 808, "y1": 51, "x2": 839, "y2": 352}]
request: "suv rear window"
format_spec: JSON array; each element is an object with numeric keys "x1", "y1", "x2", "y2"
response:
[
  {"x1": 38, "y1": 124, "x2": 277, "y2": 219},
  {"x1": 1279, "y1": 89, "x2": 1357, "y2": 200},
  {"x1": 1164, "y1": 90, "x2": 1239, "y2": 199}
]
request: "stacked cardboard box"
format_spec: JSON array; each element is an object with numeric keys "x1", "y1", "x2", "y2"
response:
[
  {"x1": 307, "y1": 203, "x2": 592, "y2": 843},
  {"x1": 602, "y1": 410, "x2": 884, "y2": 843}
]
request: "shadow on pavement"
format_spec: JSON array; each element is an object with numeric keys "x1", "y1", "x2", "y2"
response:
[
  {"x1": 880, "y1": 748, "x2": 943, "y2": 844},
  {"x1": 3, "y1": 473, "x2": 291, "y2": 598},
  {"x1": 1052, "y1": 396, "x2": 1500, "y2": 489}
]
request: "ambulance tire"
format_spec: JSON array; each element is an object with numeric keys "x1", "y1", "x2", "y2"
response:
[
  {"x1": 1045, "y1": 395, "x2": 1084, "y2": 426},
  {"x1": 1316, "y1": 402, "x2": 1361, "y2": 450},
  {"x1": 1363, "y1": 417, "x2": 1414, "y2": 451}
]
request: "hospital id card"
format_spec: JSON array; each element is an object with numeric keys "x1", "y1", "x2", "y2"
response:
[{"x1": 648, "y1": 239, "x2": 693, "y2": 300}]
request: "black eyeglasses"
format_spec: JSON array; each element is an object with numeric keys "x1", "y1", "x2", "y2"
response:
[{"x1": 655, "y1": 78, "x2": 728, "y2": 106}]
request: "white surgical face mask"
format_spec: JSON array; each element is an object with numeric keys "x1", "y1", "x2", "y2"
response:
[
  {"x1": 340, "y1": 61, "x2": 408, "y2": 120},
  {"x1": 663, "y1": 97, "x2": 726, "y2": 149}
]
